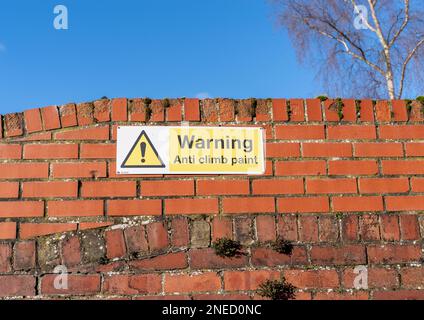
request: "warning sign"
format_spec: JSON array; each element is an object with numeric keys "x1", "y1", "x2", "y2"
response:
[
  {"x1": 116, "y1": 126, "x2": 265, "y2": 175},
  {"x1": 121, "y1": 131, "x2": 165, "y2": 168}
]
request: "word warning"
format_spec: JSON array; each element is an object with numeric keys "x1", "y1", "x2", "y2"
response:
[{"x1": 116, "y1": 126, "x2": 265, "y2": 175}]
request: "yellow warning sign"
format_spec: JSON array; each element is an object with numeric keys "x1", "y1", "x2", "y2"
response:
[
  {"x1": 117, "y1": 126, "x2": 265, "y2": 175},
  {"x1": 121, "y1": 130, "x2": 165, "y2": 168}
]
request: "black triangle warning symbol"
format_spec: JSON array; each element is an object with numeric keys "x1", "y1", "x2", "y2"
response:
[{"x1": 121, "y1": 130, "x2": 166, "y2": 168}]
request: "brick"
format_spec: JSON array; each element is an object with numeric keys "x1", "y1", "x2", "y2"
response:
[
  {"x1": 18, "y1": 131, "x2": 52, "y2": 141},
  {"x1": 165, "y1": 272, "x2": 221, "y2": 293},
  {"x1": 41, "y1": 106, "x2": 61, "y2": 130},
  {"x1": 406, "y1": 143, "x2": 424, "y2": 156},
  {"x1": 391, "y1": 100, "x2": 408, "y2": 121},
  {"x1": 104, "y1": 274, "x2": 162, "y2": 295},
  {"x1": 0, "y1": 144, "x2": 21, "y2": 159},
  {"x1": 298, "y1": 216, "x2": 319, "y2": 242},
  {"x1": 191, "y1": 220, "x2": 211, "y2": 247},
  {"x1": 224, "y1": 270, "x2": 280, "y2": 291},
  {"x1": 149, "y1": 99, "x2": 165, "y2": 121},
  {"x1": 5, "y1": 113, "x2": 24, "y2": 137},
  {"x1": 108, "y1": 200, "x2": 162, "y2": 216},
  {"x1": 409, "y1": 101, "x2": 424, "y2": 121},
  {"x1": 218, "y1": 99, "x2": 236, "y2": 122},
  {"x1": 360, "y1": 215, "x2": 380, "y2": 241},
  {"x1": 223, "y1": 197, "x2": 275, "y2": 214},
  {"x1": 190, "y1": 248, "x2": 248, "y2": 269},
  {"x1": 124, "y1": 225, "x2": 148, "y2": 254},
  {"x1": 380, "y1": 215, "x2": 400, "y2": 241},
  {"x1": 256, "y1": 215, "x2": 276, "y2": 242},
  {"x1": 13, "y1": 241, "x2": 36, "y2": 270},
  {"x1": 342, "y1": 215, "x2": 359, "y2": 241},
  {"x1": 324, "y1": 99, "x2": 343, "y2": 122},
  {"x1": 276, "y1": 160, "x2": 326, "y2": 176},
  {"x1": 266, "y1": 142, "x2": 300, "y2": 158},
  {"x1": 306, "y1": 99, "x2": 322, "y2": 121},
  {"x1": 401, "y1": 268, "x2": 424, "y2": 288},
  {"x1": 212, "y1": 217, "x2": 233, "y2": 240},
  {"x1": 62, "y1": 236, "x2": 81, "y2": 267},
  {"x1": 375, "y1": 100, "x2": 391, "y2": 121},
  {"x1": 52, "y1": 162, "x2": 107, "y2": 178},
  {"x1": 41, "y1": 274, "x2": 101, "y2": 295},
  {"x1": 129, "y1": 98, "x2": 146, "y2": 121},
  {"x1": 328, "y1": 125, "x2": 376, "y2": 140},
  {"x1": 367, "y1": 244, "x2": 421, "y2": 264},
  {"x1": 76, "y1": 102, "x2": 94, "y2": 125},
  {"x1": 20, "y1": 223, "x2": 77, "y2": 239},
  {"x1": 165, "y1": 198, "x2": 218, "y2": 215},
  {"x1": 289, "y1": 99, "x2": 305, "y2": 121},
  {"x1": 0, "y1": 244, "x2": 12, "y2": 272},
  {"x1": 272, "y1": 99, "x2": 288, "y2": 121},
  {"x1": 314, "y1": 292, "x2": 369, "y2": 300},
  {"x1": 79, "y1": 221, "x2": 113, "y2": 230},
  {"x1": 400, "y1": 215, "x2": 420, "y2": 240},
  {"x1": 306, "y1": 178, "x2": 357, "y2": 194},
  {"x1": 93, "y1": 99, "x2": 111, "y2": 122},
  {"x1": 333, "y1": 196, "x2": 383, "y2": 212},
  {"x1": 278, "y1": 197, "x2": 329, "y2": 213},
  {"x1": 48, "y1": 200, "x2": 103, "y2": 217},
  {"x1": 111, "y1": 98, "x2": 127, "y2": 121},
  {"x1": 81, "y1": 181, "x2": 136, "y2": 198},
  {"x1": 277, "y1": 215, "x2": 298, "y2": 241},
  {"x1": 0, "y1": 276, "x2": 35, "y2": 297},
  {"x1": 253, "y1": 179, "x2": 303, "y2": 195},
  {"x1": 0, "y1": 201, "x2": 44, "y2": 218},
  {"x1": 236, "y1": 99, "x2": 254, "y2": 122},
  {"x1": 234, "y1": 217, "x2": 254, "y2": 245},
  {"x1": 354, "y1": 142, "x2": 403, "y2": 157},
  {"x1": 343, "y1": 267, "x2": 398, "y2": 289},
  {"x1": 59, "y1": 104, "x2": 77, "y2": 127},
  {"x1": 0, "y1": 222, "x2": 16, "y2": 240},
  {"x1": 0, "y1": 163, "x2": 48, "y2": 179},
  {"x1": 379, "y1": 125, "x2": 424, "y2": 139},
  {"x1": 310, "y1": 245, "x2": 366, "y2": 265},
  {"x1": 386, "y1": 196, "x2": 424, "y2": 211},
  {"x1": 251, "y1": 247, "x2": 308, "y2": 266},
  {"x1": 146, "y1": 222, "x2": 169, "y2": 252},
  {"x1": 319, "y1": 216, "x2": 339, "y2": 242},
  {"x1": 256, "y1": 99, "x2": 271, "y2": 121},
  {"x1": 185, "y1": 98, "x2": 200, "y2": 121},
  {"x1": 171, "y1": 218, "x2": 189, "y2": 247},
  {"x1": 383, "y1": 160, "x2": 424, "y2": 175},
  {"x1": 141, "y1": 180, "x2": 194, "y2": 196},
  {"x1": 275, "y1": 125, "x2": 325, "y2": 140},
  {"x1": 284, "y1": 269, "x2": 339, "y2": 289},
  {"x1": 23, "y1": 143, "x2": 78, "y2": 159},
  {"x1": 80, "y1": 143, "x2": 116, "y2": 158},
  {"x1": 167, "y1": 99, "x2": 183, "y2": 121},
  {"x1": 302, "y1": 142, "x2": 352, "y2": 157},
  {"x1": 358, "y1": 178, "x2": 409, "y2": 194},
  {"x1": 54, "y1": 126, "x2": 109, "y2": 140},
  {"x1": 358, "y1": 100, "x2": 374, "y2": 122},
  {"x1": 131, "y1": 252, "x2": 188, "y2": 270},
  {"x1": 105, "y1": 229, "x2": 126, "y2": 259},
  {"x1": 197, "y1": 179, "x2": 249, "y2": 195},
  {"x1": 24, "y1": 109, "x2": 43, "y2": 133},
  {"x1": 0, "y1": 182, "x2": 19, "y2": 198},
  {"x1": 373, "y1": 290, "x2": 424, "y2": 300},
  {"x1": 23, "y1": 181, "x2": 78, "y2": 198},
  {"x1": 329, "y1": 160, "x2": 378, "y2": 175}
]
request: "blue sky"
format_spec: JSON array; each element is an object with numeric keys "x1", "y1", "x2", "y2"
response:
[{"x1": 0, "y1": 0, "x2": 318, "y2": 114}]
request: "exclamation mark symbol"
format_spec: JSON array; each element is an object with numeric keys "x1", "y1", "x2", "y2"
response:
[{"x1": 140, "y1": 142, "x2": 146, "y2": 163}]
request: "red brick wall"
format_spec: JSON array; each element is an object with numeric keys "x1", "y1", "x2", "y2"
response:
[{"x1": 0, "y1": 98, "x2": 423, "y2": 300}]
